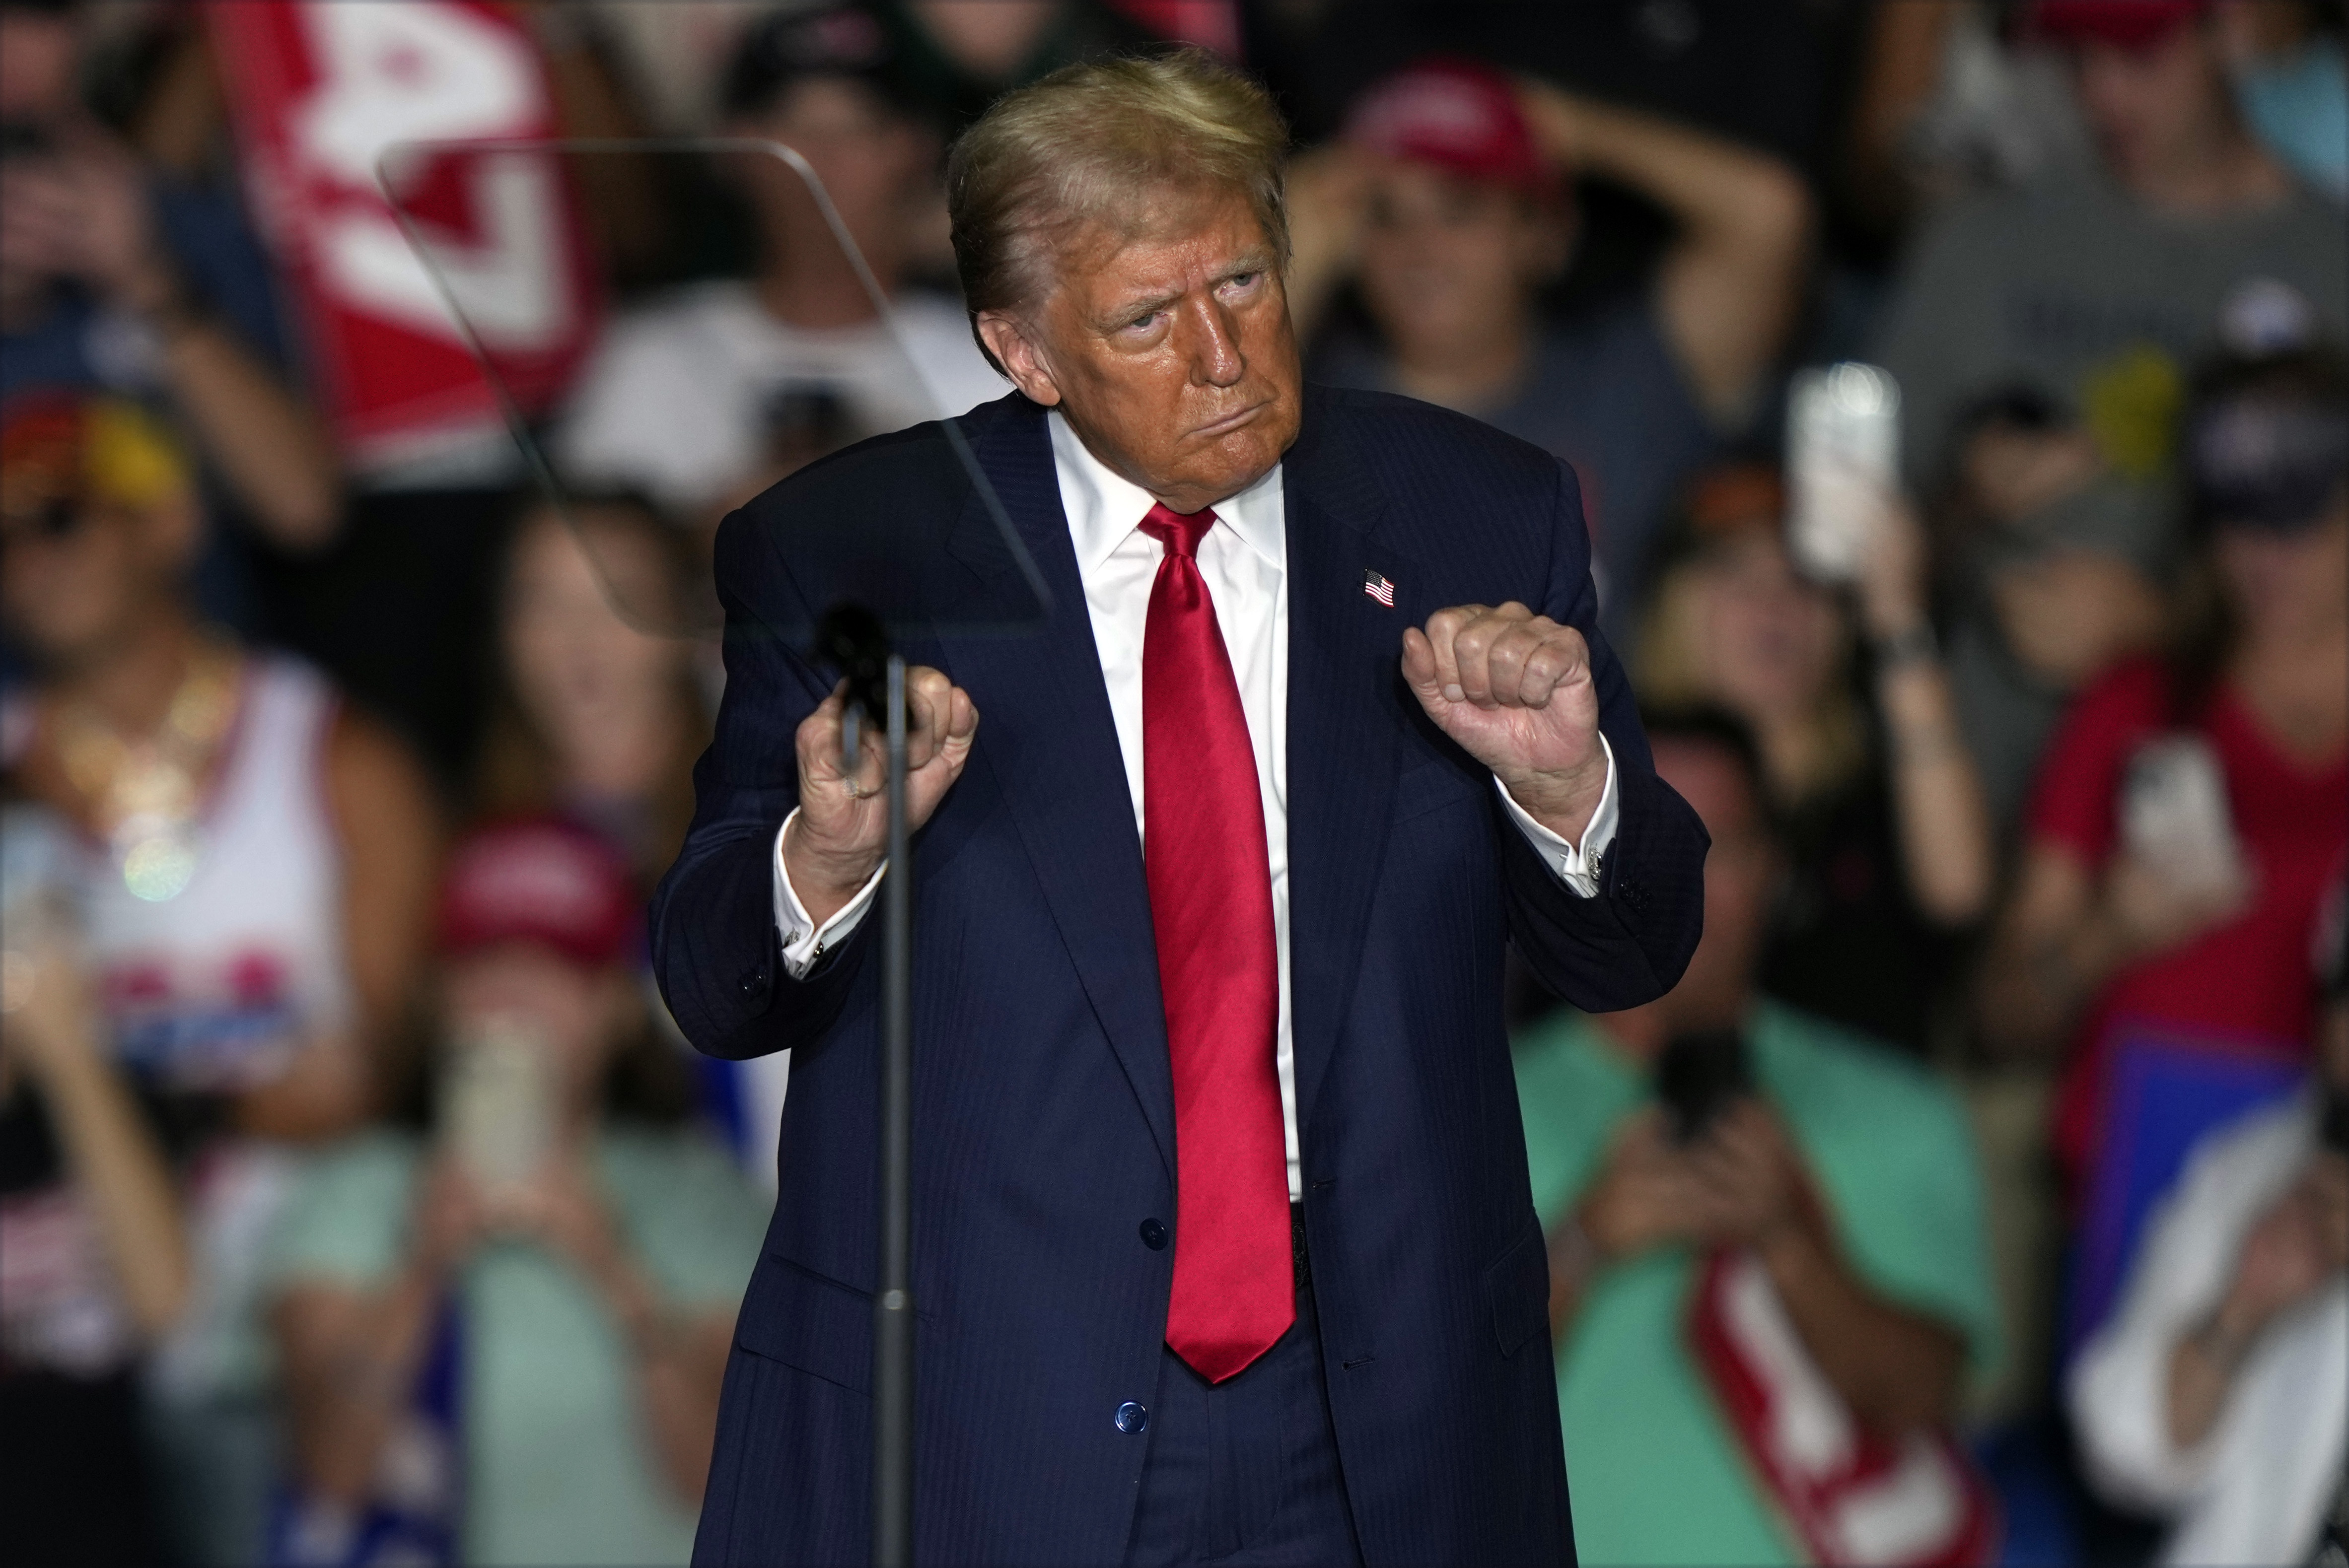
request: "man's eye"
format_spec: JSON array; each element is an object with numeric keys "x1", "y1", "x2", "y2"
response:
[
  {"x1": 1226, "y1": 272, "x2": 1261, "y2": 290},
  {"x1": 1125, "y1": 312, "x2": 1160, "y2": 332}
]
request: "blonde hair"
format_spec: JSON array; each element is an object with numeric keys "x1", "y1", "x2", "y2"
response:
[{"x1": 945, "y1": 49, "x2": 1290, "y2": 371}]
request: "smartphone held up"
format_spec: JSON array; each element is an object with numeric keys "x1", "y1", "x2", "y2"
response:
[
  {"x1": 439, "y1": 1013, "x2": 556, "y2": 1196},
  {"x1": 1787, "y1": 362, "x2": 1902, "y2": 583},
  {"x1": 2120, "y1": 734, "x2": 2249, "y2": 898}
]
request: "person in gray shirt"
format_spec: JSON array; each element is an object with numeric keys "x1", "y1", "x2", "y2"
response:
[
  {"x1": 1287, "y1": 58, "x2": 1812, "y2": 647},
  {"x1": 1875, "y1": 0, "x2": 2345, "y2": 828}
]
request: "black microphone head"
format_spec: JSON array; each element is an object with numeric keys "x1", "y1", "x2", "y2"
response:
[{"x1": 815, "y1": 602, "x2": 890, "y2": 721}]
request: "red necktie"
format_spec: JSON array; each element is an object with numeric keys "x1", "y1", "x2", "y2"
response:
[{"x1": 1138, "y1": 502, "x2": 1293, "y2": 1385}]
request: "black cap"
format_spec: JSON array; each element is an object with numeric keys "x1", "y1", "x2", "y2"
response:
[
  {"x1": 2188, "y1": 394, "x2": 2349, "y2": 532},
  {"x1": 722, "y1": 3, "x2": 915, "y2": 122}
]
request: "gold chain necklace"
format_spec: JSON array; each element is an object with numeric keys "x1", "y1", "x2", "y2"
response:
[{"x1": 52, "y1": 638, "x2": 241, "y2": 902}]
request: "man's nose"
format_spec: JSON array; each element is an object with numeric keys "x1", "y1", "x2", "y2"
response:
[{"x1": 1180, "y1": 297, "x2": 1246, "y2": 389}]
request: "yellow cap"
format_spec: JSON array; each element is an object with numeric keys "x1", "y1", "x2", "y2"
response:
[{"x1": 0, "y1": 391, "x2": 192, "y2": 513}]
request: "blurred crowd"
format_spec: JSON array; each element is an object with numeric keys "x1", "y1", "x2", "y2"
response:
[{"x1": 0, "y1": 2, "x2": 2343, "y2": 1566}]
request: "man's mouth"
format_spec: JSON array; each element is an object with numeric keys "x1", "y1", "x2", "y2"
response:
[{"x1": 1191, "y1": 402, "x2": 1267, "y2": 440}]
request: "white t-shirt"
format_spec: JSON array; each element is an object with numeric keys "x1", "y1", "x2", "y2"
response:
[
  {"x1": 3, "y1": 657, "x2": 357, "y2": 1402},
  {"x1": 2068, "y1": 1091, "x2": 2349, "y2": 1568},
  {"x1": 552, "y1": 281, "x2": 1006, "y2": 518}
]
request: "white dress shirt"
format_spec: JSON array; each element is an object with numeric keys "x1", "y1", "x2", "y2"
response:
[{"x1": 774, "y1": 409, "x2": 1619, "y2": 1199}]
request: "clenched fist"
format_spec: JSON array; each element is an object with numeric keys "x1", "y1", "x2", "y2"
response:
[
  {"x1": 785, "y1": 670, "x2": 978, "y2": 925},
  {"x1": 1402, "y1": 602, "x2": 1608, "y2": 844}
]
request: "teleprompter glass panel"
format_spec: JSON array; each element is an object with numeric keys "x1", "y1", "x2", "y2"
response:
[{"x1": 378, "y1": 137, "x2": 1047, "y2": 643}]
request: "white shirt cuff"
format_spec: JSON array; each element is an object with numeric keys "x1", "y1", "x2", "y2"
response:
[
  {"x1": 1495, "y1": 734, "x2": 1618, "y2": 898},
  {"x1": 772, "y1": 809, "x2": 886, "y2": 979}
]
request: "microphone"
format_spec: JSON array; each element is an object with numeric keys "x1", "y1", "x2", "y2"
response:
[{"x1": 815, "y1": 602, "x2": 890, "y2": 773}]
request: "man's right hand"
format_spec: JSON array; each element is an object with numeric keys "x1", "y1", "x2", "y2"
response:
[{"x1": 785, "y1": 669, "x2": 978, "y2": 928}]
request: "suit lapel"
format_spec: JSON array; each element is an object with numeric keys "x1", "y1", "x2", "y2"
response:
[
  {"x1": 1282, "y1": 397, "x2": 1410, "y2": 1149},
  {"x1": 934, "y1": 399, "x2": 1177, "y2": 1181},
  {"x1": 932, "y1": 393, "x2": 1417, "y2": 1185}
]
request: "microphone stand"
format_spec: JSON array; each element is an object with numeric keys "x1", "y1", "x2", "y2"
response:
[{"x1": 817, "y1": 606, "x2": 916, "y2": 1568}]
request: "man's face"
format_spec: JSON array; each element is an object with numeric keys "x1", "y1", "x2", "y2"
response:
[
  {"x1": 2071, "y1": 23, "x2": 2230, "y2": 190},
  {"x1": 1356, "y1": 161, "x2": 1560, "y2": 366},
  {"x1": 2213, "y1": 490, "x2": 2349, "y2": 643},
  {"x1": 981, "y1": 185, "x2": 1301, "y2": 514},
  {"x1": 734, "y1": 77, "x2": 928, "y2": 273},
  {"x1": 1650, "y1": 737, "x2": 1778, "y2": 1030},
  {"x1": 0, "y1": 486, "x2": 190, "y2": 670}
]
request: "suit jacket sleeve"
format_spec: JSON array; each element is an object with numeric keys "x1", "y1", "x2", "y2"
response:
[
  {"x1": 650, "y1": 509, "x2": 875, "y2": 1060},
  {"x1": 1494, "y1": 459, "x2": 1708, "y2": 1011}
]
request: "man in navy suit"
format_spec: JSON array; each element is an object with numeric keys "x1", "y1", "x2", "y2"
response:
[{"x1": 654, "y1": 51, "x2": 1708, "y2": 1568}]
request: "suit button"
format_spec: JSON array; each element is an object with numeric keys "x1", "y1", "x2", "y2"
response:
[
  {"x1": 1139, "y1": 1219, "x2": 1168, "y2": 1250},
  {"x1": 739, "y1": 965, "x2": 769, "y2": 996},
  {"x1": 1115, "y1": 1401, "x2": 1148, "y2": 1434}
]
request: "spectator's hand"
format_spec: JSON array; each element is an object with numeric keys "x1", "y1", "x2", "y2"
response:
[
  {"x1": 2312, "y1": 1152, "x2": 2349, "y2": 1276},
  {"x1": 1512, "y1": 78, "x2": 1590, "y2": 168},
  {"x1": 2216, "y1": 1153, "x2": 2349, "y2": 1343},
  {"x1": 0, "y1": 160, "x2": 77, "y2": 284},
  {"x1": 1687, "y1": 1100, "x2": 1819, "y2": 1248},
  {"x1": 0, "y1": 130, "x2": 177, "y2": 314},
  {"x1": 787, "y1": 670, "x2": 979, "y2": 927},
  {"x1": 1852, "y1": 483, "x2": 1933, "y2": 643},
  {"x1": 1961, "y1": 424, "x2": 2102, "y2": 526},
  {"x1": 2099, "y1": 847, "x2": 2251, "y2": 962},
  {"x1": 1576, "y1": 1109, "x2": 1710, "y2": 1260},
  {"x1": 1281, "y1": 143, "x2": 1372, "y2": 338},
  {"x1": 410, "y1": 1158, "x2": 494, "y2": 1279},
  {"x1": 1989, "y1": 549, "x2": 2165, "y2": 688},
  {"x1": 493, "y1": 1154, "x2": 678, "y2": 1337},
  {"x1": 494, "y1": 1152, "x2": 626, "y2": 1281},
  {"x1": 2310, "y1": 1152, "x2": 2349, "y2": 1275}
]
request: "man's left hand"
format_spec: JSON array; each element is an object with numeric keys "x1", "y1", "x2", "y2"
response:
[{"x1": 1403, "y1": 602, "x2": 1607, "y2": 844}]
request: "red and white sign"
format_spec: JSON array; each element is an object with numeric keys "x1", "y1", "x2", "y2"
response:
[
  {"x1": 208, "y1": 0, "x2": 596, "y2": 466},
  {"x1": 1689, "y1": 1249, "x2": 2000, "y2": 1568}
]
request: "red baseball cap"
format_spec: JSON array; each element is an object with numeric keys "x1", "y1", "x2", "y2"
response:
[
  {"x1": 2031, "y1": 0, "x2": 2208, "y2": 51},
  {"x1": 437, "y1": 818, "x2": 638, "y2": 968},
  {"x1": 1342, "y1": 58, "x2": 1557, "y2": 200}
]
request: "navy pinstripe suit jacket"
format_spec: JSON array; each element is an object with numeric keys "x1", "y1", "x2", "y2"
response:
[{"x1": 653, "y1": 387, "x2": 1708, "y2": 1567}]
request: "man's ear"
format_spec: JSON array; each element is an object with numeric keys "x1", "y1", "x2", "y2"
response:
[{"x1": 976, "y1": 311, "x2": 1061, "y2": 407}]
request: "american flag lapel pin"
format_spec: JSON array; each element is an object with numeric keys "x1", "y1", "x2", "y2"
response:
[{"x1": 1361, "y1": 568, "x2": 1396, "y2": 608}]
